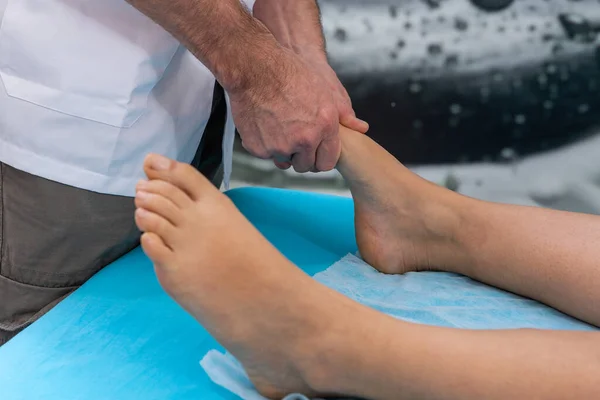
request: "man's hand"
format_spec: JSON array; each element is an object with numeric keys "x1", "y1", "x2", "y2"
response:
[
  {"x1": 253, "y1": 0, "x2": 368, "y2": 170},
  {"x1": 124, "y1": 0, "x2": 361, "y2": 172},
  {"x1": 229, "y1": 46, "x2": 341, "y2": 173},
  {"x1": 308, "y1": 56, "x2": 369, "y2": 135}
]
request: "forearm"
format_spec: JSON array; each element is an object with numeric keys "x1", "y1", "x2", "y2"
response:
[
  {"x1": 324, "y1": 312, "x2": 600, "y2": 399},
  {"x1": 458, "y1": 200, "x2": 600, "y2": 326},
  {"x1": 125, "y1": 0, "x2": 279, "y2": 92},
  {"x1": 253, "y1": 0, "x2": 326, "y2": 59}
]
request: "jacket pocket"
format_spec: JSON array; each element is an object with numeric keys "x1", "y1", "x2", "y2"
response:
[{"x1": 0, "y1": 0, "x2": 181, "y2": 128}]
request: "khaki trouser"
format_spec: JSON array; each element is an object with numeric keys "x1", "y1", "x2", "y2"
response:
[{"x1": 0, "y1": 84, "x2": 227, "y2": 345}]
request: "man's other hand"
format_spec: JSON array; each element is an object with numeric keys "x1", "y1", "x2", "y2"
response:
[{"x1": 229, "y1": 47, "x2": 344, "y2": 173}]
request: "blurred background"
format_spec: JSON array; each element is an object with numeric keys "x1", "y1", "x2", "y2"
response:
[{"x1": 231, "y1": 0, "x2": 600, "y2": 213}]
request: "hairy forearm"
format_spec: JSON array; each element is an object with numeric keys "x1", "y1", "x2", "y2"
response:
[
  {"x1": 253, "y1": 0, "x2": 326, "y2": 59},
  {"x1": 125, "y1": 0, "x2": 279, "y2": 92}
]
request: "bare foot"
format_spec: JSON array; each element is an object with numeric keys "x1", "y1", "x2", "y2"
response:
[
  {"x1": 336, "y1": 126, "x2": 471, "y2": 275},
  {"x1": 134, "y1": 154, "x2": 357, "y2": 398}
]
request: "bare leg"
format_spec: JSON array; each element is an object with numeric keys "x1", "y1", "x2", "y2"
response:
[
  {"x1": 135, "y1": 133, "x2": 600, "y2": 399},
  {"x1": 338, "y1": 126, "x2": 600, "y2": 327}
]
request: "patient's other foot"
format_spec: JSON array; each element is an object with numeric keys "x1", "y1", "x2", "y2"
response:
[
  {"x1": 337, "y1": 127, "x2": 470, "y2": 275},
  {"x1": 134, "y1": 155, "x2": 352, "y2": 398}
]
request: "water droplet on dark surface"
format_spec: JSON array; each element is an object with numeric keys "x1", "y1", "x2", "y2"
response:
[
  {"x1": 405, "y1": 22, "x2": 413, "y2": 30},
  {"x1": 397, "y1": 39, "x2": 406, "y2": 48},
  {"x1": 542, "y1": 33, "x2": 555, "y2": 42},
  {"x1": 454, "y1": 17, "x2": 469, "y2": 31},
  {"x1": 470, "y1": 0, "x2": 515, "y2": 12},
  {"x1": 449, "y1": 117, "x2": 460, "y2": 127},
  {"x1": 578, "y1": 103, "x2": 590, "y2": 114},
  {"x1": 389, "y1": 6, "x2": 398, "y2": 18},
  {"x1": 557, "y1": 13, "x2": 597, "y2": 43},
  {"x1": 409, "y1": 81, "x2": 422, "y2": 94},
  {"x1": 493, "y1": 72, "x2": 504, "y2": 82},
  {"x1": 438, "y1": 16, "x2": 446, "y2": 23},
  {"x1": 514, "y1": 114, "x2": 526, "y2": 125},
  {"x1": 423, "y1": 0, "x2": 442, "y2": 9},
  {"x1": 500, "y1": 147, "x2": 517, "y2": 161},
  {"x1": 545, "y1": 63, "x2": 558, "y2": 74},
  {"x1": 528, "y1": 24, "x2": 536, "y2": 32},
  {"x1": 543, "y1": 100, "x2": 554, "y2": 110},
  {"x1": 450, "y1": 104, "x2": 462, "y2": 115},
  {"x1": 552, "y1": 43, "x2": 564, "y2": 54},
  {"x1": 537, "y1": 74, "x2": 548, "y2": 86},
  {"x1": 427, "y1": 43, "x2": 443, "y2": 56},
  {"x1": 391, "y1": 102, "x2": 397, "y2": 108},
  {"x1": 444, "y1": 173, "x2": 461, "y2": 192},
  {"x1": 334, "y1": 28, "x2": 347, "y2": 42},
  {"x1": 390, "y1": 51, "x2": 398, "y2": 60},
  {"x1": 413, "y1": 119, "x2": 423, "y2": 129},
  {"x1": 444, "y1": 54, "x2": 459, "y2": 67},
  {"x1": 497, "y1": 25, "x2": 506, "y2": 33}
]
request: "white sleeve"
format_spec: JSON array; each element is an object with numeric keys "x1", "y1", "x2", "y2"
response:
[{"x1": 240, "y1": 0, "x2": 256, "y2": 13}]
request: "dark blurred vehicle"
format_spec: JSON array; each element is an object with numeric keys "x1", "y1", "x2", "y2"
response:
[{"x1": 322, "y1": 0, "x2": 600, "y2": 164}]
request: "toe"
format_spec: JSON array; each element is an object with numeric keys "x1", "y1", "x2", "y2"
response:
[
  {"x1": 135, "y1": 190, "x2": 183, "y2": 226},
  {"x1": 141, "y1": 232, "x2": 173, "y2": 266},
  {"x1": 135, "y1": 208, "x2": 177, "y2": 247},
  {"x1": 143, "y1": 154, "x2": 213, "y2": 201},
  {"x1": 136, "y1": 179, "x2": 193, "y2": 209}
]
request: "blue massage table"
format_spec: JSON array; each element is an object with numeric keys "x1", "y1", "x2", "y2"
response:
[{"x1": 0, "y1": 188, "x2": 356, "y2": 400}]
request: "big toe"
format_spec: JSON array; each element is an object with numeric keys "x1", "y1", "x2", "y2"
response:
[{"x1": 143, "y1": 154, "x2": 215, "y2": 201}]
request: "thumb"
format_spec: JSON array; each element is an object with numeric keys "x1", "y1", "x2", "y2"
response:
[{"x1": 340, "y1": 112, "x2": 369, "y2": 134}]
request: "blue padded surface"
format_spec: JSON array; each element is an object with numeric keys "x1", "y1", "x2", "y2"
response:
[{"x1": 0, "y1": 188, "x2": 356, "y2": 400}]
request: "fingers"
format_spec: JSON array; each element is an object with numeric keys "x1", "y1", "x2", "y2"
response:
[
  {"x1": 315, "y1": 133, "x2": 342, "y2": 172},
  {"x1": 274, "y1": 160, "x2": 292, "y2": 170},
  {"x1": 291, "y1": 147, "x2": 318, "y2": 173},
  {"x1": 340, "y1": 113, "x2": 370, "y2": 134},
  {"x1": 336, "y1": 94, "x2": 369, "y2": 134},
  {"x1": 292, "y1": 106, "x2": 337, "y2": 173}
]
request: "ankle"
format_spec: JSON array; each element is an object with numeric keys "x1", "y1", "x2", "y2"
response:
[
  {"x1": 448, "y1": 197, "x2": 493, "y2": 277},
  {"x1": 288, "y1": 296, "x2": 366, "y2": 396},
  {"x1": 417, "y1": 185, "x2": 475, "y2": 273}
]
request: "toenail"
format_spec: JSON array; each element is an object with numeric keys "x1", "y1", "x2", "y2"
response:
[{"x1": 149, "y1": 154, "x2": 171, "y2": 171}]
